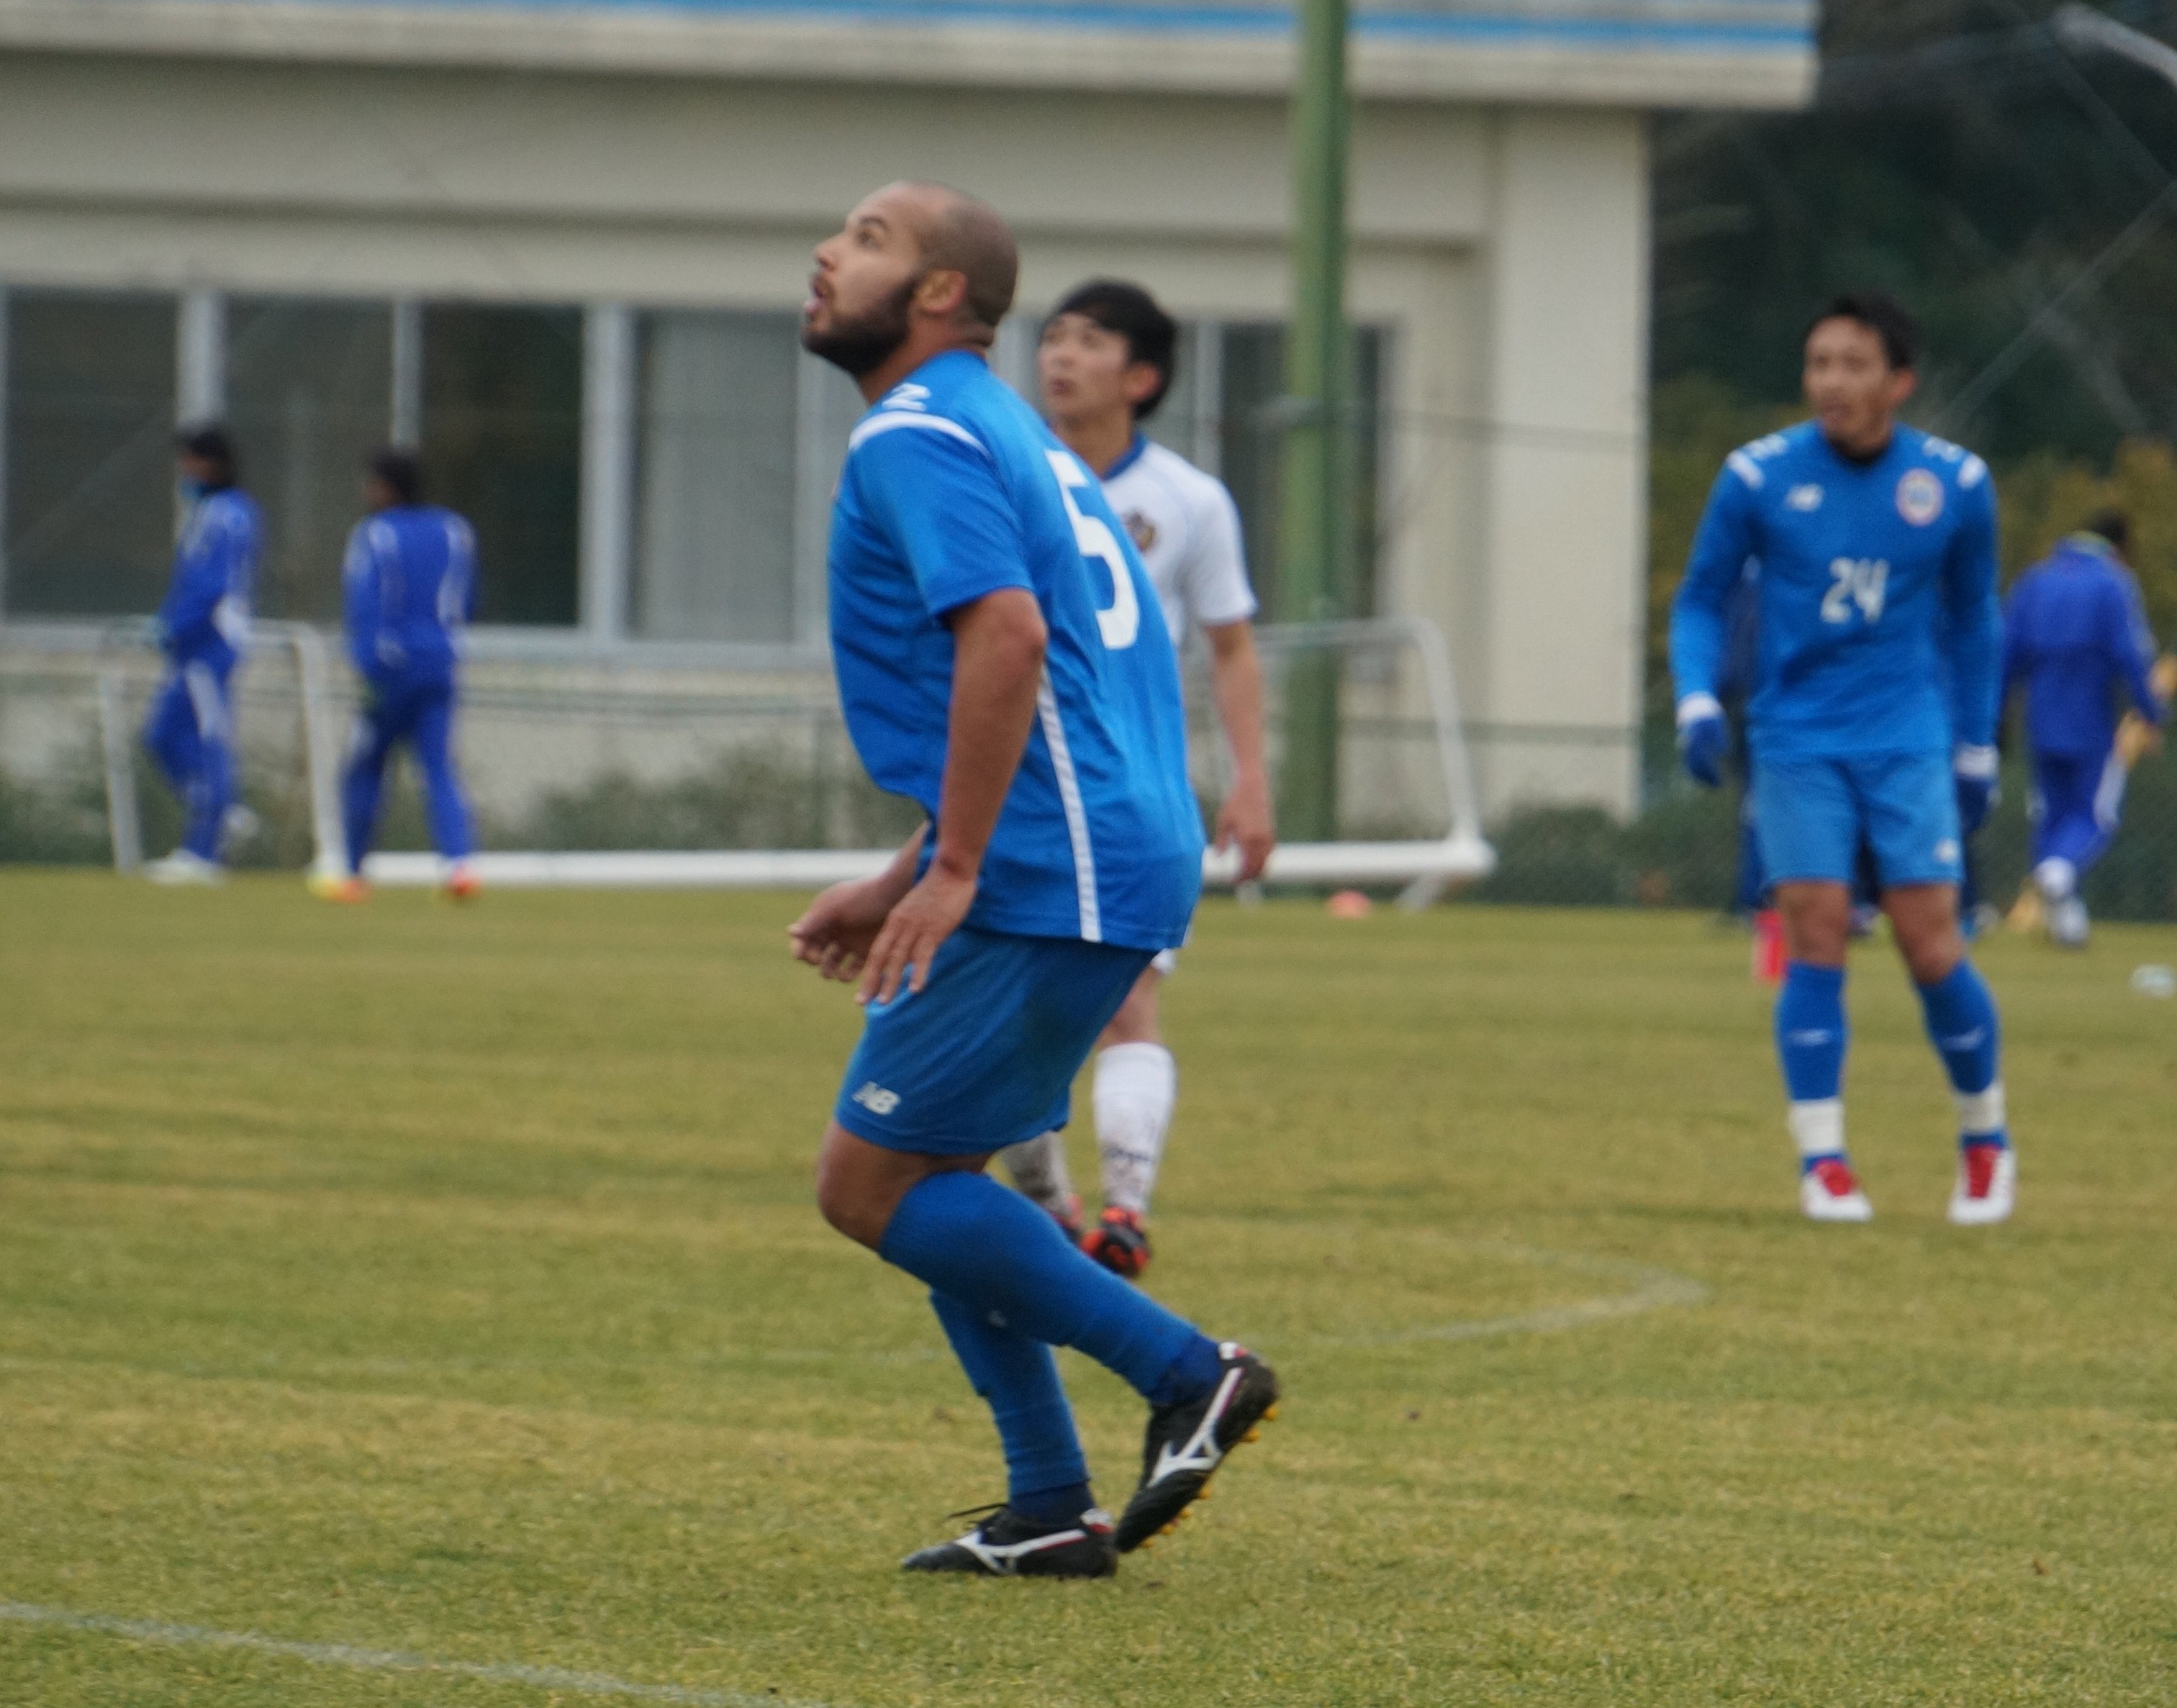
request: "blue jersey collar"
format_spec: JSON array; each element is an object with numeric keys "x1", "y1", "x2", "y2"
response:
[{"x1": 1101, "y1": 432, "x2": 1151, "y2": 482}]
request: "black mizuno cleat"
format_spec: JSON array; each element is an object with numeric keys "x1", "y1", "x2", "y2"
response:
[
  {"x1": 901, "y1": 1503, "x2": 1118, "y2": 1578},
  {"x1": 1115, "y1": 1342, "x2": 1280, "y2": 1553}
]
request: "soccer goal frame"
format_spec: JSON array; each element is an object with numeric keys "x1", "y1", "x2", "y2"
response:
[
  {"x1": 96, "y1": 619, "x2": 350, "y2": 879},
  {"x1": 361, "y1": 614, "x2": 1495, "y2": 904}
]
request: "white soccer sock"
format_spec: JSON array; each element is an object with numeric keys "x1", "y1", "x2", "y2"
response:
[
  {"x1": 999, "y1": 1131, "x2": 1077, "y2": 1221},
  {"x1": 1956, "y1": 1081, "x2": 2007, "y2": 1142},
  {"x1": 1095, "y1": 1042, "x2": 1177, "y2": 1216},
  {"x1": 1787, "y1": 1098, "x2": 1847, "y2": 1160},
  {"x1": 2035, "y1": 857, "x2": 2078, "y2": 901}
]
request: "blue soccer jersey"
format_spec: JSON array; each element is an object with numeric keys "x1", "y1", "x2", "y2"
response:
[
  {"x1": 158, "y1": 488, "x2": 259, "y2": 672},
  {"x1": 1671, "y1": 422, "x2": 2002, "y2": 760},
  {"x1": 828, "y1": 349, "x2": 1203, "y2": 952},
  {"x1": 2002, "y1": 534, "x2": 2164, "y2": 759},
  {"x1": 341, "y1": 505, "x2": 477, "y2": 689}
]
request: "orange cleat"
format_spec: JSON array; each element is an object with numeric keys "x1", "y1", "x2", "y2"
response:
[
  {"x1": 442, "y1": 862, "x2": 481, "y2": 903},
  {"x1": 307, "y1": 872, "x2": 371, "y2": 905}
]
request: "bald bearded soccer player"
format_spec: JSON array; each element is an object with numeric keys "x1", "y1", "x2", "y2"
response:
[{"x1": 789, "y1": 182, "x2": 1278, "y2": 1577}]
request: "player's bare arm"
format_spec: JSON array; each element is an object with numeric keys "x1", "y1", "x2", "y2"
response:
[
  {"x1": 854, "y1": 586, "x2": 1048, "y2": 1007},
  {"x1": 1203, "y1": 618, "x2": 1274, "y2": 880}
]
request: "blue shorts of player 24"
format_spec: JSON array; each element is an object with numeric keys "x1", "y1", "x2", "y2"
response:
[
  {"x1": 1753, "y1": 749, "x2": 1963, "y2": 889},
  {"x1": 834, "y1": 926, "x2": 1154, "y2": 1156}
]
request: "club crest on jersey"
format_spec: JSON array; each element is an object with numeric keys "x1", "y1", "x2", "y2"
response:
[
  {"x1": 1124, "y1": 510, "x2": 1158, "y2": 553},
  {"x1": 1896, "y1": 468, "x2": 1944, "y2": 527}
]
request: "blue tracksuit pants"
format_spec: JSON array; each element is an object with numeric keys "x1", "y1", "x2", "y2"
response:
[
  {"x1": 142, "y1": 660, "x2": 236, "y2": 862},
  {"x1": 343, "y1": 677, "x2": 474, "y2": 873},
  {"x1": 2030, "y1": 748, "x2": 2127, "y2": 878}
]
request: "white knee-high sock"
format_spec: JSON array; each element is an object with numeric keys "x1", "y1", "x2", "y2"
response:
[
  {"x1": 1095, "y1": 1042, "x2": 1177, "y2": 1216},
  {"x1": 999, "y1": 1131, "x2": 1078, "y2": 1222}
]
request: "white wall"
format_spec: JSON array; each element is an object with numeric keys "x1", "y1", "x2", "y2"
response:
[{"x1": 0, "y1": 50, "x2": 1652, "y2": 814}]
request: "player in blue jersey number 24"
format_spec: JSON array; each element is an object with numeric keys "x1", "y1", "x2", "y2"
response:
[
  {"x1": 1671, "y1": 293, "x2": 2014, "y2": 1226},
  {"x1": 788, "y1": 181, "x2": 1277, "y2": 1577}
]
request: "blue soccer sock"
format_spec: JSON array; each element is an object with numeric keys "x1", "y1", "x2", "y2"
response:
[
  {"x1": 1775, "y1": 962, "x2": 1850, "y2": 1168},
  {"x1": 927, "y1": 1290, "x2": 1089, "y2": 1516},
  {"x1": 881, "y1": 1171, "x2": 1220, "y2": 1407},
  {"x1": 1916, "y1": 960, "x2": 2008, "y2": 1149}
]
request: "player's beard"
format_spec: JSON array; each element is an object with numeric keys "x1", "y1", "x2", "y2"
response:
[{"x1": 801, "y1": 276, "x2": 918, "y2": 378}]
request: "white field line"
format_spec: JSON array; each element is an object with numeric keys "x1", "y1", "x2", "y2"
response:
[
  {"x1": 0, "y1": 1603, "x2": 835, "y2": 1707},
  {"x1": 1279, "y1": 1241, "x2": 1708, "y2": 1349}
]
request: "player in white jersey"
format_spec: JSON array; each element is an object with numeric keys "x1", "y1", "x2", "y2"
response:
[{"x1": 999, "y1": 280, "x2": 1275, "y2": 1278}]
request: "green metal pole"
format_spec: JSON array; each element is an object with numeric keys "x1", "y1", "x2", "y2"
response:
[{"x1": 1277, "y1": 0, "x2": 1350, "y2": 843}]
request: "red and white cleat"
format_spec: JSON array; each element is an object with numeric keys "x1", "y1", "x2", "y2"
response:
[
  {"x1": 1947, "y1": 1143, "x2": 2016, "y2": 1226},
  {"x1": 1800, "y1": 1157, "x2": 1873, "y2": 1223}
]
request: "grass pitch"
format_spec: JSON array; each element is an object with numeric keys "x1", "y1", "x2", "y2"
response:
[{"x1": 2, "y1": 871, "x2": 2175, "y2": 1707}]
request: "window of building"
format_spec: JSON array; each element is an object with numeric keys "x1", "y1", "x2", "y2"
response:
[
  {"x1": 1, "y1": 289, "x2": 178, "y2": 619},
  {"x1": 422, "y1": 304, "x2": 581, "y2": 627},
  {"x1": 227, "y1": 297, "x2": 394, "y2": 623},
  {"x1": 632, "y1": 309, "x2": 801, "y2": 644},
  {"x1": 1210, "y1": 322, "x2": 1387, "y2": 624}
]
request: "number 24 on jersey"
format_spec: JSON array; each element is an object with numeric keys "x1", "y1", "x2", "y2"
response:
[{"x1": 1822, "y1": 557, "x2": 1888, "y2": 626}]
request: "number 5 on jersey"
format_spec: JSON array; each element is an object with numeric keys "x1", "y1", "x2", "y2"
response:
[
  {"x1": 1046, "y1": 448, "x2": 1139, "y2": 650},
  {"x1": 1822, "y1": 556, "x2": 1888, "y2": 626}
]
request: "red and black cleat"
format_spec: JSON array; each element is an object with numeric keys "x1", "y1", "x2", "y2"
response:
[{"x1": 1080, "y1": 1207, "x2": 1152, "y2": 1279}]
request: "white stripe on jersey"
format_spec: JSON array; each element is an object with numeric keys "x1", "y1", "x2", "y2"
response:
[
  {"x1": 848, "y1": 412, "x2": 990, "y2": 458},
  {"x1": 1100, "y1": 439, "x2": 1257, "y2": 648},
  {"x1": 1034, "y1": 671, "x2": 1101, "y2": 943}
]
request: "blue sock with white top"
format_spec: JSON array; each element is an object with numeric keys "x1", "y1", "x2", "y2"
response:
[
  {"x1": 1915, "y1": 960, "x2": 2008, "y2": 1151},
  {"x1": 1775, "y1": 962, "x2": 1850, "y2": 1168}
]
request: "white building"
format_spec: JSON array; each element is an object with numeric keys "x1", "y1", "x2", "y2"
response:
[{"x1": 0, "y1": 0, "x2": 1814, "y2": 839}]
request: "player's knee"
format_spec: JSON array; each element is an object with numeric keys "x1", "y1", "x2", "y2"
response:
[
  {"x1": 814, "y1": 1127, "x2": 895, "y2": 1250},
  {"x1": 1898, "y1": 925, "x2": 1964, "y2": 986},
  {"x1": 1775, "y1": 886, "x2": 1850, "y2": 965}
]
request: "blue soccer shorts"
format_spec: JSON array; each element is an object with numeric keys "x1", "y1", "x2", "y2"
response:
[
  {"x1": 833, "y1": 925, "x2": 1156, "y2": 1156},
  {"x1": 1752, "y1": 750, "x2": 1964, "y2": 890}
]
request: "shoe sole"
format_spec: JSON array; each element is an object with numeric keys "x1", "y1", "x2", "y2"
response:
[{"x1": 1118, "y1": 1387, "x2": 1279, "y2": 1554}]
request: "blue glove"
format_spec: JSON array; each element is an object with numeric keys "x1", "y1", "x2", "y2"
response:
[
  {"x1": 1954, "y1": 745, "x2": 1999, "y2": 835},
  {"x1": 1677, "y1": 694, "x2": 1729, "y2": 789}
]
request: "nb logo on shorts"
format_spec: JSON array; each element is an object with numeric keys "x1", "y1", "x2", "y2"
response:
[
  {"x1": 1935, "y1": 840, "x2": 1960, "y2": 864},
  {"x1": 851, "y1": 1081, "x2": 902, "y2": 1117}
]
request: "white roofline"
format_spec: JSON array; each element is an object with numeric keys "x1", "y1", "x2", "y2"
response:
[{"x1": 0, "y1": 0, "x2": 1816, "y2": 109}]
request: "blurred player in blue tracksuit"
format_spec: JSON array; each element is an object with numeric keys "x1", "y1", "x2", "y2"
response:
[
  {"x1": 316, "y1": 448, "x2": 479, "y2": 902},
  {"x1": 2001, "y1": 509, "x2": 2169, "y2": 947},
  {"x1": 142, "y1": 423, "x2": 260, "y2": 885},
  {"x1": 1673, "y1": 291, "x2": 2013, "y2": 1227}
]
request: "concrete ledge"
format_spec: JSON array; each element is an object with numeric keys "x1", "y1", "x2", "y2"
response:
[{"x1": 2, "y1": 0, "x2": 1816, "y2": 107}]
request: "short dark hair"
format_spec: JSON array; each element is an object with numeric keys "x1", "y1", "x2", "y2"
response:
[
  {"x1": 2081, "y1": 507, "x2": 2131, "y2": 555},
  {"x1": 368, "y1": 447, "x2": 423, "y2": 506},
  {"x1": 1806, "y1": 291, "x2": 1921, "y2": 371},
  {"x1": 1049, "y1": 280, "x2": 1179, "y2": 420},
  {"x1": 175, "y1": 422, "x2": 238, "y2": 488}
]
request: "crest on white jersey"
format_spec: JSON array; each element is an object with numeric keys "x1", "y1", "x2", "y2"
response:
[
  {"x1": 1896, "y1": 468, "x2": 1944, "y2": 527},
  {"x1": 1123, "y1": 510, "x2": 1159, "y2": 553}
]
